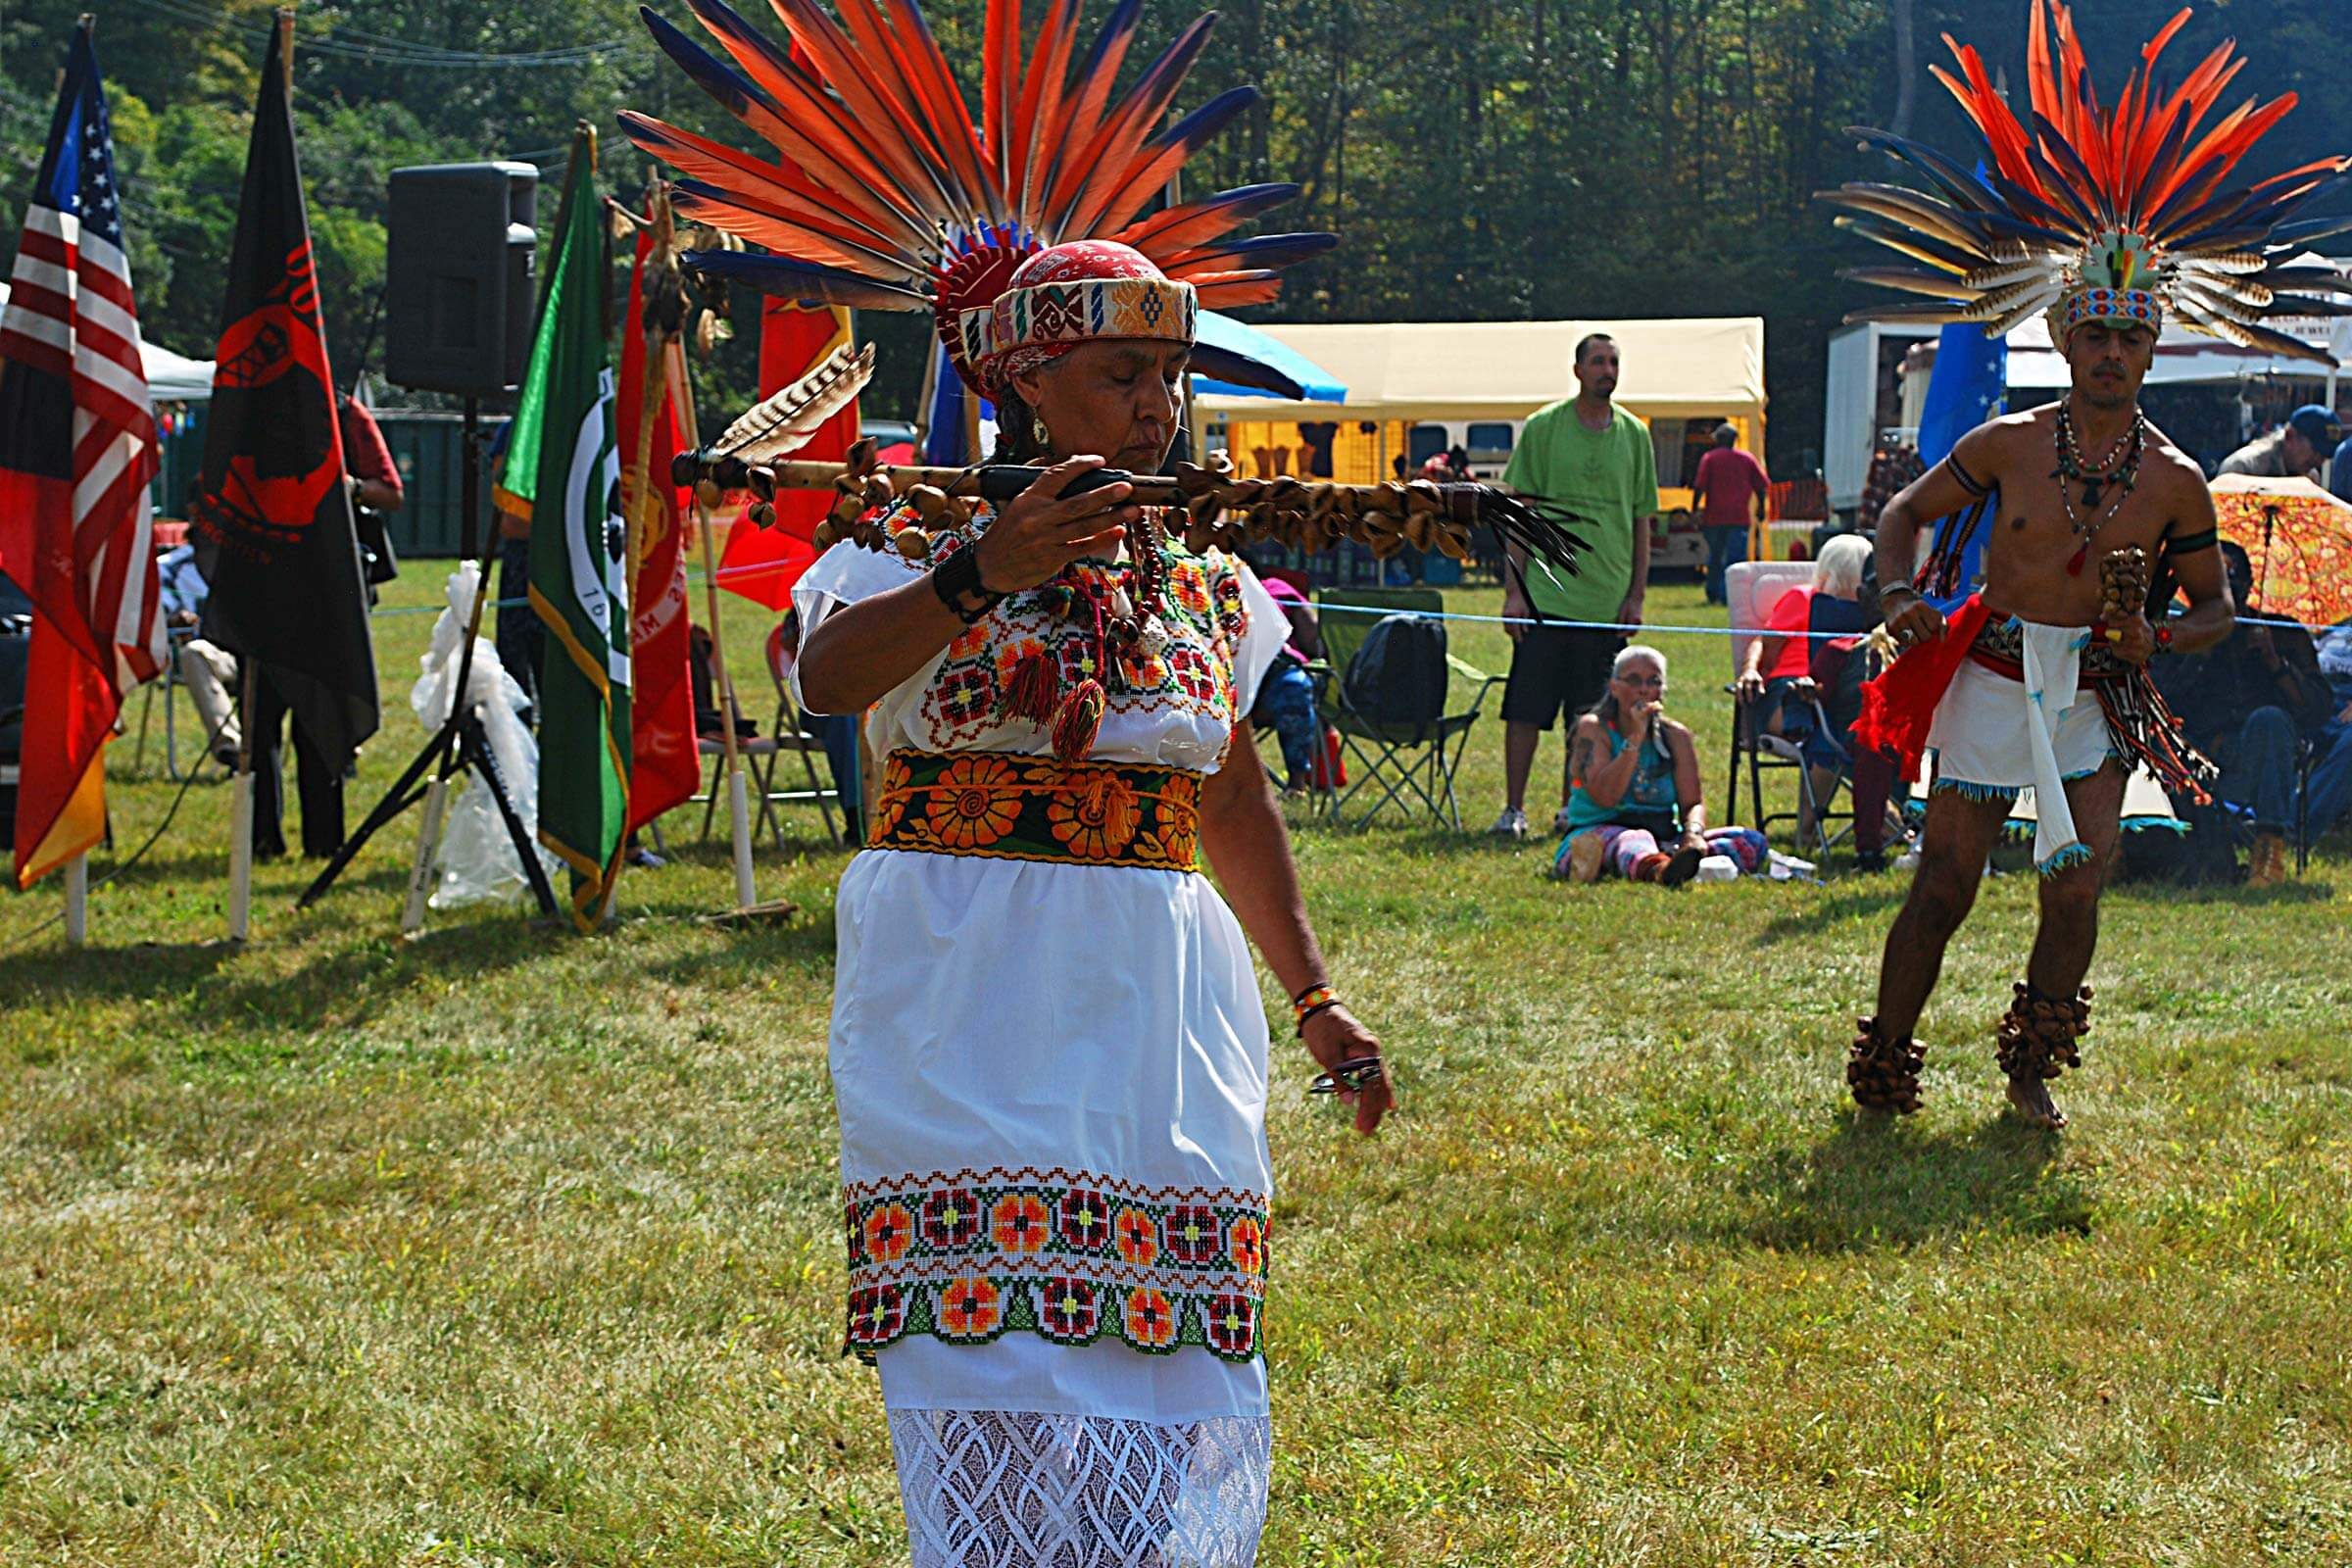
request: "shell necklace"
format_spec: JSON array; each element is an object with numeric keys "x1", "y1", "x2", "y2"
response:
[{"x1": 2052, "y1": 404, "x2": 2146, "y2": 575}]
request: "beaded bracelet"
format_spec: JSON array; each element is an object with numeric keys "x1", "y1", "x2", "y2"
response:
[
  {"x1": 930, "y1": 542, "x2": 1004, "y2": 625},
  {"x1": 1291, "y1": 983, "x2": 1340, "y2": 1034}
]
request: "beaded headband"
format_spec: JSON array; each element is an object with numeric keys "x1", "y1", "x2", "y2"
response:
[{"x1": 2059, "y1": 286, "x2": 2162, "y2": 339}]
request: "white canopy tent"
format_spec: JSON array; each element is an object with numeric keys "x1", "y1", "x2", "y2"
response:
[
  {"x1": 1192, "y1": 317, "x2": 1766, "y2": 426},
  {"x1": 142, "y1": 339, "x2": 215, "y2": 402}
]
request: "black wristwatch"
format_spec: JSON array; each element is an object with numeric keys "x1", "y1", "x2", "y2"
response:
[{"x1": 931, "y1": 543, "x2": 1005, "y2": 624}]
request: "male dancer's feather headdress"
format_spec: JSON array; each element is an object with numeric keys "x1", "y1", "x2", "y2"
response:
[
  {"x1": 1824, "y1": 1, "x2": 2352, "y2": 361},
  {"x1": 620, "y1": 0, "x2": 1333, "y2": 398}
]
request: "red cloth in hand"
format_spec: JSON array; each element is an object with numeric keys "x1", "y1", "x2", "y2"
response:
[{"x1": 1851, "y1": 593, "x2": 1996, "y2": 779}]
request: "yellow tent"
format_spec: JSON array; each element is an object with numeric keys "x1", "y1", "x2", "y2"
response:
[{"x1": 1196, "y1": 317, "x2": 1766, "y2": 509}]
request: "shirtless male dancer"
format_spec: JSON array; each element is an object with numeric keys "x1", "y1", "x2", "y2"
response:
[
  {"x1": 1852, "y1": 316, "x2": 2230, "y2": 1128},
  {"x1": 1813, "y1": 0, "x2": 2349, "y2": 1129}
]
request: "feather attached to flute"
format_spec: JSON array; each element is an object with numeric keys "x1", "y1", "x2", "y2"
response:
[{"x1": 708, "y1": 342, "x2": 874, "y2": 464}]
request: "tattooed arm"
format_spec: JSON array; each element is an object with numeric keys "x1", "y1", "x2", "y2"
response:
[{"x1": 1570, "y1": 712, "x2": 1640, "y2": 808}]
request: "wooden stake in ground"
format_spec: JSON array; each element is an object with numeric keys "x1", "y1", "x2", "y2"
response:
[
  {"x1": 64, "y1": 853, "x2": 86, "y2": 946},
  {"x1": 226, "y1": 662, "x2": 254, "y2": 943}
]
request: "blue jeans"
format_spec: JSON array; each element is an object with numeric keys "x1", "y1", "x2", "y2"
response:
[
  {"x1": 818, "y1": 711, "x2": 864, "y2": 844},
  {"x1": 1251, "y1": 660, "x2": 1321, "y2": 787},
  {"x1": 2305, "y1": 714, "x2": 2352, "y2": 837},
  {"x1": 496, "y1": 537, "x2": 543, "y2": 721},
  {"x1": 2219, "y1": 706, "x2": 2297, "y2": 833},
  {"x1": 1752, "y1": 676, "x2": 1846, "y2": 771},
  {"x1": 1702, "y1": 524, "x2": 1748, "y2": 605}
]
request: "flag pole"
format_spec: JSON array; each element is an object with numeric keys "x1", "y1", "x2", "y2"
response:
[
  {"x1": 227, "y1": 663, "x2": 254, "y2": 942},
  {"x1": 73, "y1": 4, "x2": 96, "y2": 945},
  {"x1": 666, "y1": 337, "x2": 759, "y2": 909},
  {"x1": 617, "y1": 192, "x2": 672, "y2": 913}
]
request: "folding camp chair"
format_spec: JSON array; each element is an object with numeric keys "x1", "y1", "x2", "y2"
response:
[
  {"x1": 131, "y1": 633, "x2": 186, "y2": 778},
  {"x1": 687, "y1": 627, "x2": 784, "y2": 849},
  {"x1": 1312, "y1": 585, "x2": 1499, "y2": 829},
  {"x1": 1725, "y1": 561, "x2": 1850, "y2": 846},
  {"x1": 697, "y1": 731, "x2": 784, "y2": 847},
  {"x1": 759, "y1": 620, "x2": 842, "y2": 845}
]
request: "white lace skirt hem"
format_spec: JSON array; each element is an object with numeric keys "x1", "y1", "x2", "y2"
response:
[{"x1": 888, "y1": 1406, "x2": 1271, "y2": 1568}]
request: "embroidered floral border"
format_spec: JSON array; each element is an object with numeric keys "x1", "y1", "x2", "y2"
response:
[
  {"x1": 870, "y1": 750, "x2": 1204, "y2": 871},
  {"x1": 842, "y1": 1170, "x2": 1269, "y2": 1362},
  {"x1": 875, "y1": 498, "x2": 1252, "y2": 751}
]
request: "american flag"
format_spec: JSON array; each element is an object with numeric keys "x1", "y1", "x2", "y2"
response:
[
  {"x1": 0, "y1": 22, "x2": 162, "y2": 886},
  {"x1": 0, "y1": 21, "x2": 163, "y2": 691}
]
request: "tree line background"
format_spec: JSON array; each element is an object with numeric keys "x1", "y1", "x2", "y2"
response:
[{"x1": 3, "y1": 0, "x2": 2348, "y2": 474}]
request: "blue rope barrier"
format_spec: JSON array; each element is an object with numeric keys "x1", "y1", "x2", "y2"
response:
[{"x1": 1312, "y1": 599, "x2": 2312, "y2": 639}]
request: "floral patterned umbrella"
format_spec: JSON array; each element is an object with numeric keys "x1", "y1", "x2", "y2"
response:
[{"x1": 2209, "y1": 473, "x2": 2352, "y2": 630}]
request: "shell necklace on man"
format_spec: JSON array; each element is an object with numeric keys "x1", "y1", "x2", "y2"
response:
[{"x1": 2050, "y1": 403, "x2": 2147, "y2": 574}]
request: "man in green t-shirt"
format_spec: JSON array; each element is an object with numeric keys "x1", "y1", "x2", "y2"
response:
[{"x1": 1492, "y1": 332, "x2": 1659, "y2": 838}]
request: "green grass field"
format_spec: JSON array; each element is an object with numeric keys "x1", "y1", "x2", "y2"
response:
[{"x1": 5, "y1": 568, "x2": 2349, "y2": 1566}]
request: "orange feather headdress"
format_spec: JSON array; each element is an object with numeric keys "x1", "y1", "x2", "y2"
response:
[
  {"x1": 620, "y1": 0, "x2": 1333, "y2": 397},
  {"x1": 1824, "y1": 1, "x2": 2352, "y2": 361}
]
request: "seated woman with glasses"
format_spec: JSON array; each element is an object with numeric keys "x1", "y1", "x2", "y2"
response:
[{"x1": 1553, "y1": 644, "x2": 1768, "y2": 885}]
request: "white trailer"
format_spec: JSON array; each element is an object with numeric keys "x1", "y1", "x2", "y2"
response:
[{"x1": 1824, "y1": 322, "x2": 1936, "y2": 516}]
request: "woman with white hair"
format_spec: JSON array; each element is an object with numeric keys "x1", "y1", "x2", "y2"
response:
[
  {"x1": 1554, "y1": 645, "x2": 1770, "y2": 884},
  {"x1": 1735, "y1": 533, "x2": 1877, "y2": 848}
]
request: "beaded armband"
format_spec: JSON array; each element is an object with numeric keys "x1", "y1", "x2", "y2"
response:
[{"x1": 1945, "y1": 452, "x2": 1990, "y2": 498}]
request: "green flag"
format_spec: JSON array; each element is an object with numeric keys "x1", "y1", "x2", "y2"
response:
[{"x1": 505, "y1": 130, "x2": 628, "y2": 929}]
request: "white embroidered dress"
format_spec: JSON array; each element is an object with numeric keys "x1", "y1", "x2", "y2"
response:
[{"x1": 792, "y1": 507, "x2": 1292, "y2": 1568}]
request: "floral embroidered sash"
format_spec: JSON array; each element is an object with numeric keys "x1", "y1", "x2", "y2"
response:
[
  {"x1": 844, "y1": 1168, "x2": 1269, "y2": 1362},
  {"x1": 871, "y1": 749, "x2": 1204, "y2": 871}
]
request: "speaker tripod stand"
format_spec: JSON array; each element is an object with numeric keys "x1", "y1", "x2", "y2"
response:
[{"x1": 295, "y1": 396, "x2": 559, "y2": 927}]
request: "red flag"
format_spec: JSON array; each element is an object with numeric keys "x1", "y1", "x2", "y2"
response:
[
  {"x1": 617, "y1": 220, "x2": 700, "y2": 836},
  {"x1": 0, "y1": 24, "x2": 164, "y2": 887},
  {"x1": 713, "y1": 299, "x2": 857, "y2": 611}
]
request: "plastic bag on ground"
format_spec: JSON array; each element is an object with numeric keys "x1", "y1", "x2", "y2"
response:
[{"x1": 409, "y1": 564, "x2": 562, "y2": 908}]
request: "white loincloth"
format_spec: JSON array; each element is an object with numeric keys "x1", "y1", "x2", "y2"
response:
[{"x1": 1926, "y1": 618, "x2": 2116, "y2": 873}]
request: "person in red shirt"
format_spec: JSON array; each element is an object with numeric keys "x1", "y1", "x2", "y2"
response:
[
  {"x1": 1689, "y1": 422, "x2": 1769, "y2": 606},
  {"x1": 337, "y1": 392, "x2": 404, "y2": 515},
  {"x1": 1735, "y1": 534, "x2": 1873, "y2": 847},
  {"x1": 246, "y1": 392, "x2": 405, "y2": 859}
]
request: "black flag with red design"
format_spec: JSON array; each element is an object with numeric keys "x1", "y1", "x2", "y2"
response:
[{"x1": 190, "y1": 21, "x2": 377, "y2": 768}]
